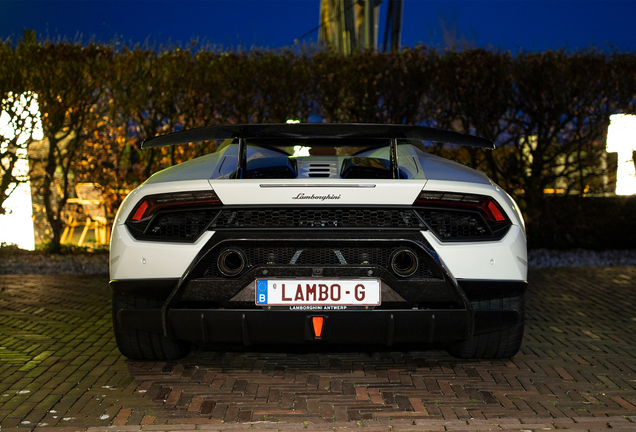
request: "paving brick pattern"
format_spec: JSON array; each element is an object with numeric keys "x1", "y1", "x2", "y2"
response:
[{"x1": 1, "y1": 268, "x2": 635, "y2": 431}]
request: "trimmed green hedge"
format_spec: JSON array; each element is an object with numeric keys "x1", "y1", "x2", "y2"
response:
[{"x1": 3, "y1": 41, "x2": 636, "y2": 250}]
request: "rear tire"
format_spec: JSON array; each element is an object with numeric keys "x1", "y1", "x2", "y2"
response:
[
  {"x1": 449, "y1": 295, "x2": 525, "y2": 359},
  {"x1": 112, "y1": 293, "x2": 191, "y2": 360}
]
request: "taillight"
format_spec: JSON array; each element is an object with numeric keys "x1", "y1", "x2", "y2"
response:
[
  {"x1": 414, "y1": 191, "x2": 507, "y2": 223},
  {"x1": 486, "y1": 200, "x2": 505, "y2": 222},
  {"x1": 129, "y1": 190, "x2": 222, "y2": 222},
  {"x1": 131, "y1": 201, "x2": 149, "y2": 221}
]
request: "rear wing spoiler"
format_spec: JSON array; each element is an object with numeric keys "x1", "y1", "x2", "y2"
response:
[
  {"x1": 142, "y1": 123, "x2": 494, "y2": 179},
  {"x1": 143, "y1": 123, "x2": 494, "y2": 149}
]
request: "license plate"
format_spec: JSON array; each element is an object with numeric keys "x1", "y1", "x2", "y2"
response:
[{"x1": 255, "y1": 279, "x2": 381, "y2": 306}]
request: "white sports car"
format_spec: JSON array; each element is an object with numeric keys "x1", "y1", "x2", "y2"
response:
[{"x1": 109, "y1": 124, "x2": 527, "y2": 360}]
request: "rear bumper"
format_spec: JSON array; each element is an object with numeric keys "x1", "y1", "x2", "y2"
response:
[
  {"x1": 116, "y1": 307, "x2": 520, "y2": 345},
  {"x1": 110, "y1": 228, "x2": 526, "y2": 347}
]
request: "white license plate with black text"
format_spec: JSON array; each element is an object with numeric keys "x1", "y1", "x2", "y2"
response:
[{"x1": 255, "y1": 279, "x2": 381, "y2": 306}]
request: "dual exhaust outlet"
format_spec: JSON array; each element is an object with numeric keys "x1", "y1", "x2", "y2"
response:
[{"x1": 217, "y1": 247, "x2": 419, "y2": 278}]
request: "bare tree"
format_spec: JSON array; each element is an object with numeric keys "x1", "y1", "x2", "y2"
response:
[
  {"x1": 509, "y1": 50, "x2": 620, "y2": 220},
  {"x1": 26, "y1": 42, "x2": 113, "y2": 252}
]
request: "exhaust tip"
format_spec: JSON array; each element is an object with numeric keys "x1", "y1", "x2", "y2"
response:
[
  {"x1": 218, "y1": 248, "x2": 246, "y2": 277},
  {"x1": 390, "y1": 248, "x2": 419, "y2": 278}
]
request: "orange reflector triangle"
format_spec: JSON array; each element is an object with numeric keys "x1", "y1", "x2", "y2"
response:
[{"x1": 312, "y1": 316, "x2": 324, "y2": 338}]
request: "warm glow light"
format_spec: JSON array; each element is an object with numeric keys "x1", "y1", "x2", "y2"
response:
[
  {"x1": 607, "y1": 114, "x2": 636, "y2": 196},
  {"x1": 292, "y1": 145, "x2": 311, "y2": 157},
  {"x1": 0, "y1": 93, "x2": 43, "y2": 251}
]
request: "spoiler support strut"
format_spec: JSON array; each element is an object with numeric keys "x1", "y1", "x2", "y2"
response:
[
  {"x1": 236, "y1": 137, "x2": 246, "y2": 179},
  {"x1": 390, "y1": 137, "x2": 399, "y2": 179}
]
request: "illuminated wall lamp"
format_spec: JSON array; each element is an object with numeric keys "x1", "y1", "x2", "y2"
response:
[
  {"x1": 0, "y1": 93, "x2": 43, "y2": 250},
  {"x1": 606, "y1": 114, "x2": 636, "y2": 196}
]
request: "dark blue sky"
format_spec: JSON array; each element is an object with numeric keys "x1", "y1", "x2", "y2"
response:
[{"x1": 1, "y1": 0, "x2": 635, "y2": 52}]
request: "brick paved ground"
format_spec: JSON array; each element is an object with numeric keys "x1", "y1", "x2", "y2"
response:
[{"x1": 1, "y1": 267, "x2": 635, "y2": 431}]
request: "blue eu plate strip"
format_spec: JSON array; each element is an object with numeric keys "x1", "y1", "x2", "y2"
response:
[{"x1": 256, "y1": 280, "x2": 268, "y2": 305}]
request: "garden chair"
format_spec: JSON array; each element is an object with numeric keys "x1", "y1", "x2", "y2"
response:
[{"x1": 74, "y1": 183, "x2": 109, "y2": 246}]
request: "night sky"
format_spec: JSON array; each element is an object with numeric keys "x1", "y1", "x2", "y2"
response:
[{"x1": 1, "y1": 0, "x2": 635, "y2": 52}]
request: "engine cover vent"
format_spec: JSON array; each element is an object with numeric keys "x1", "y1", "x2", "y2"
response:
[{"x1": 298, "y1": 161, "x2": 339, "y2": 178}]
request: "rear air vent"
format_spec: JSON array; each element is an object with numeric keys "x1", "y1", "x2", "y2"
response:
[
  {"x1": 209, "y1": 208, "x2": 426, "y2": 230},
  {"x1": 298, "y1": 161, "x2": 338, "y2": 178}
]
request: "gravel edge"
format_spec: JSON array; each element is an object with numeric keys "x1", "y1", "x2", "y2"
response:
[
  {"x1": 0, "y1": 254, "x2": 109, "y2": 275},
  {"x1": 528, "y1": 249, "x2": 636, "y2": 268}
]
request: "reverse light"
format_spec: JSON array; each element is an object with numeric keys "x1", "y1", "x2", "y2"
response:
[
  {"x1": 414, "y1": 191, "x2": 507, "y2": 223},
  {"x1": 129, "y1": 190, "x2": 222, "y2": 222}
]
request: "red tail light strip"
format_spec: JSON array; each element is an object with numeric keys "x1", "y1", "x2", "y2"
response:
[
  {"x1": 131, "y1": 201, "x2": 149, "y2": 221},
  {"x1": 128, "y1": 191, "x2": 222, "y2": 222},
  {"x1": 414, "y1": 191, "x2": 508, "y2": 223},
  {"x1": 486, "y1": 200, "x2": 506, "y2": 222}
]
